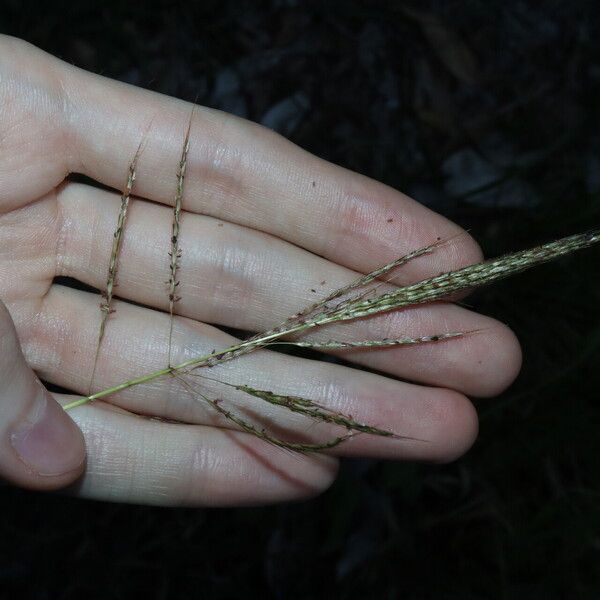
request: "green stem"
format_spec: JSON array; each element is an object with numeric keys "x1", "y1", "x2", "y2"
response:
[{"x1": 63, "y1": 322, "x2": 311, "y2": 410}]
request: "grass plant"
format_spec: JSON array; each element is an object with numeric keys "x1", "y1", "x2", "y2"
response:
[{"x1": 68, "y1": 119, "x2": 600, "y2": 452}]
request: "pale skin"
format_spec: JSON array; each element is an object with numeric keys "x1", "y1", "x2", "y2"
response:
[{"x1": 0, "y1": 36, "x2": 522, "y2": 506}]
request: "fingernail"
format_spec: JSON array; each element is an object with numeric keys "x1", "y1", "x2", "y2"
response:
[{"x1": 10, "y1": 390, "x2": 85, "y2": 477}]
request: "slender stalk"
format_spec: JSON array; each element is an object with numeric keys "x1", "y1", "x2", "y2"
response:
[
  {"x1": 167, "y1": 108, "x2": 194, "y2": 367},
  {"x1": 242, "y1": 234, "x2": 459, "y2": 346},
  {"x1": 175, "y1": 372, "x2": 355, "y2": 452},
  {"x1": 183, "y1": 371, "x2": 415, "y2": 439},
  {"x1": 87, "y1": 139, "x2": 145, "y2": 394},
  {"x1": 270, "y1": 331, "x2": 469, "y2": 350}
]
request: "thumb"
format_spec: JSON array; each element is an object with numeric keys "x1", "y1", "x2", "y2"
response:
[{"x1": 0, "y1": 301, "x2": 85, "y2": 489}]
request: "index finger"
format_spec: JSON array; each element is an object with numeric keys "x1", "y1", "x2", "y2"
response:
[{"x1": 3, "y1": 36, "x2": 482, "y2": 280}]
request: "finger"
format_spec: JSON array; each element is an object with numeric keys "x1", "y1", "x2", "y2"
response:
[
  {"x1": 0, "y1": 300, "x2": 84, "y2": 489},
  {"x1": 24, "y1": 286, "x2": 478, "y2": 462},
  {"x1": 54, "y1": 394, "x2": 337, "y2": 506},
  {"x1": 0, "y1": 35, "x2": 482, "y2": 279},
  {"x1": 55, "y1": 183, "x2": 521, "y2": 397}
]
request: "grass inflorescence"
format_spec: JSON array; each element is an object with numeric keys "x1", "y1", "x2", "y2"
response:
[
  {"x1": 87, "y1": 138, "x2": 145, "y2": 395},
  {"x1": 167, "y1": 109, "x2": 194, "y2": 367},
  {"x1": 66, "y1": 123, "x2": 600, "y2": 452}
]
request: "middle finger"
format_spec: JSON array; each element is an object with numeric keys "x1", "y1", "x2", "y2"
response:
[{"x1": 54, "y1": 182, "x2": 521, "y2": 397}]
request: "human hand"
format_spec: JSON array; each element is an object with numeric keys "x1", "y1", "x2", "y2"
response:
[{"x1": 0, "y1": 36, "x2": 521, "y2": 506}]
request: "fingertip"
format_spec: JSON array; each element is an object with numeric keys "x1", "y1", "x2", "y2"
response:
[
  {"x1": 468, "y1": 323, "x2": 523, "y2": 398},
  {"x1": 8, "y1": 390, "x2": 85, "y2": 490},
  {"x1": 386, "y1": 387, "x2": 480, "y2": 463},
  {"x1": 292, "y1": 453, "x2": 339, "y2": 499},
  {"x1": 207, "y1": 440, "x2": 340, "y2": 507},
  {"x1": 428, "y1": 389, "x2": 479, "y2": 463},
  {"x1": 337, "y1": 384, "x2": 479, "y2": 464},
  {"x1": 449, "y1": 226, "x2": 484, "y2": 272},
  {"x1": 409, "y1": 311, "x2": 523, "y2": 398}
]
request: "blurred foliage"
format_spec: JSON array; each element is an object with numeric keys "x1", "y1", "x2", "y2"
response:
[{"x1": 1, "y1": 0, "x2": 599, "y2": 598}]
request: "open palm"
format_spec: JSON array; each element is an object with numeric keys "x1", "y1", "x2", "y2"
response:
[{"x1": 0, "y1": 36, "x2": 521, "y2": 506}]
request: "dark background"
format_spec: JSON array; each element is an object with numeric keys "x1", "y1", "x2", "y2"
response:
[{"x1": 1, "y1": 1, "x2": 600, "y2": 598}]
